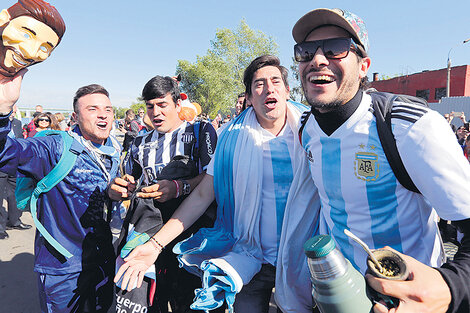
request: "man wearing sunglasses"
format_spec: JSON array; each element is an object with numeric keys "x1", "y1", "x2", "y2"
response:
[{"x1": 293, "y1": 8, "x2": 470, "y2": 313}]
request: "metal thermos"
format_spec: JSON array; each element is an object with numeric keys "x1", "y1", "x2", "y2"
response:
[{"x1": 304, "y1": 235, "x2": 372, "y2": 313}]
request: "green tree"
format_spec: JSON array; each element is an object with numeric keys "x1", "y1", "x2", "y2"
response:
[
  {"x1": 289, "y1": 57, "x2": 306, "y2": 104},
  {"x1": 176, "y1": 19, "x2": 278, "y2": 117},
  {"x1": 130, "y1": 98, "x2": 146, "y2": 114},
  {"x1": 113, "y1": 98, "x2": 146, "y2": 120}
]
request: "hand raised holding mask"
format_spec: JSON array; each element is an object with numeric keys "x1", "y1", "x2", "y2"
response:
[{"x1": 0, "y1": 0, "x2": 65, "y2": 111}]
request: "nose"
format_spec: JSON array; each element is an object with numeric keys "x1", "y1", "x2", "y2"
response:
[
  {"x1": 97, "y1": 108, "x2": 109, "y2": 119},
  {"x1": 309, "y1": 47, "x2": 329, "y2": 68},
  {"x1": 266, "y1": 79, "x2": 275, "y2": 94},
  {"x1": 19, "y1": 41, "x2": 44, "y2": 61}
]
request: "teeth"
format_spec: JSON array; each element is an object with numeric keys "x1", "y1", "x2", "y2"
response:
[
  {"x1": 12, "y1": 54, "x2": 28, "y2": 66},
  {"x1": 309, "y1": 75, "x2": 334, "y2": 83}
]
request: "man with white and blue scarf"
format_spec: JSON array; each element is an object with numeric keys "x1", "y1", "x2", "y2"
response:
[
  {"x1": 0, "y1": 80, "x2": 121, "y2": 312},
  {"x1": 114, "y1": 55, "x2": 321, "y2": 313}
]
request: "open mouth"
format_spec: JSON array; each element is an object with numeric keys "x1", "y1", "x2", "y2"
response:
[
  {"x1": 265, "y1": 98, "x2": 278, "y2": 109},
  {"x1": 11, "y1": 52, "x2": 30, "y2": 67},
  {"x1": 309, "y1": 75, "x2": 335, "y2": 85},
  {"x1": 96, "y1": 121, "x2": 108, "y2": 129},
  {"x1": 153, "y1": 118, "x2": 164, "y2": 126}
]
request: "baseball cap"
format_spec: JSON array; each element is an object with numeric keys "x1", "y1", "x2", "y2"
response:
[{"x1": 292, "y1": 8, "x2": 369, "y2": 56}]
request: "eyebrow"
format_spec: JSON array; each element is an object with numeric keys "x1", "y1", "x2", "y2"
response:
[
  {"x1": 254, "y1": 75, "x2": 282, "y2": 83},
  {"x1": 21, "y1": 26, "x2": 56, "y2": 48},
  {"x1": 22, "y1": 26, "x2": 36, "y2": 36}
]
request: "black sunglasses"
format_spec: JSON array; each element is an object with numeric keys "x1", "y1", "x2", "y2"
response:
[
  {"x1": 38, "y1": 118, "x2": 51, "y2": 122},
  {"x1": 294, "y1": 38, "x2": 361, "y2": 62}
]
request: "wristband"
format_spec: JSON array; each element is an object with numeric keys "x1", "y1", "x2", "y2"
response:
[
  {"x1": 149, "y1": 237, "x2": 165, "y2": 252},
  {"x1": 173, "y1": 180, "x2": 179, "y2": 198}
]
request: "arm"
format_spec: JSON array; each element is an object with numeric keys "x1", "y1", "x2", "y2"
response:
[
  {"x1": 379, "y1": 109, "x2": 470, "y2": 312},
  {"x1": 0, "y1": 70, "x2": 27, "y2": 113},
  {"x1": 114, "y1": 173, "x2": 215, "y2": 290},
  {"x1": 137, "y1": 172, "x2": 205, "y2": 202}
]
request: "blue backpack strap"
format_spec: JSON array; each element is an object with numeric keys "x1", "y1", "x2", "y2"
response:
[
  {"x1": 191, "y1": 121, "x2": 201, "y2": 168},
  {"x1": 30, "y1": 130, "x2": 78, "y2": 258},
  {"x1": 194, "y1": 121, "x2": 200, "y2": 150}
]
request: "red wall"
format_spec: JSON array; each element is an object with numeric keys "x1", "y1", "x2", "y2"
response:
[{"x1": 370, "y1": 65, "x2": 470, "y2": 103}]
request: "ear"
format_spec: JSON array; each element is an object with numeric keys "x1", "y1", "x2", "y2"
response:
[
  {"x1": 0, "y1": 9, "x2": 11, "y2": 27},
  {"x1": 71, "y1": 111, "x2": 77, "y2": 122},
  {"x1": 175, "y1": 98, "x2": 182, "y2": 113},
  {"x1": 358, "y1": 56, "x2": 372, "y2": 79}
]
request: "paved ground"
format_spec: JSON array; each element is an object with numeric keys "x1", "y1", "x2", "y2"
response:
[
  {"x1": 0, "y1": 212, "x2": 40, "y2": 313},
  {"x1": 0, "y1": 210, "x2": 278, "y2": 313}
]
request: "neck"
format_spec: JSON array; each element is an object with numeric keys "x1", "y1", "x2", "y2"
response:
[
  {"x1": 166, "y1": 120, "x2": 184, "y2": 133},
  {"x1": 76, "y1": 126, "x2": 105, "y2": 146},
  {"x1": 257, "y1": 113, "x2": 287, "y2": 136}
]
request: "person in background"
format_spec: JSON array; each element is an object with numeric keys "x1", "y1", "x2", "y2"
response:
[
  {"x1": 0, "y1": 104, "x2": 31, "y2": 240},
  {"x1": 120, "y1": 109, "x2": 140, "y2": 152},
  {"x1": 54, "y1": 112, "x2": 67, "y2": 131},
  {"x1": 27, "y1": 112, "x2": 51, "y2": 137},
  {"x1": 234, "y1": 92, "x2": 246, "y2": 118},
  {"x1": 46, "y1": 112, "x2": 60, "y2": 130}
]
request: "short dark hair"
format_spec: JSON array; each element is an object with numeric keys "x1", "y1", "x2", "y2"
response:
[
  {"x1": 237, "y1": 92, "x2": 245, "y2": 99},
  {"x1": 7, "y1": 0, "x2": 66, "y2": 43},
  {"x1": 243, "y1": 55, "x2": 289, "y2": 96},
  {"x1": 142, "y1": 76, "x2": 180, "y2": 104},
  {"x1": 355, "y1": 53, "x2": 370, "y2": 90},
  {"x1": 73, "y1": 84, "x2": 109, "y2": 113}
]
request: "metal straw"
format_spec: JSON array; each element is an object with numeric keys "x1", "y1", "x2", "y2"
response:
[{"x1": 344, "y1": 229, "x2": 383, "y2": 273}]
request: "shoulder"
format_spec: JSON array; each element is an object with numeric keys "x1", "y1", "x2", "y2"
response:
[{"x1": 132, "y1": 129, "x2": 154, "y2": 147}]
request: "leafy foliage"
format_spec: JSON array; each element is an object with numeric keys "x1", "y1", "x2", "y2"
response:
[
  {"x1": 289, "y1": 57, "x2": 306, "y2": 104},
  {"x1": 176, "y1": 20, "x2": 278, "y2": 117}
]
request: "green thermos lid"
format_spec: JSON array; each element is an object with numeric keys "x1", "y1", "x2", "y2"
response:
[{"x1": 304, "y1": 235, "x2": 336, "y2": 258}]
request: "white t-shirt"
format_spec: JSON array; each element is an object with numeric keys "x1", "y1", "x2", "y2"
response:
[
  {"x1": 301, "y1": 92, "x2": 470, "y2": 273},
  {"x1": 208, "y1": 123, "x2": 295, "y2": 265}
]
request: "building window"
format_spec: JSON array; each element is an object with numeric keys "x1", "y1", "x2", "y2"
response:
[
  {"x1": 435, "y1": 87, "x2": 446, "y2": 101},
  {"x1": 416, "y1": 89, "x2": 429, "y2": 100}
]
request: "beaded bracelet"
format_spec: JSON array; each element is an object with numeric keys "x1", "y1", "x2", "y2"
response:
[
  {"x1": 149, "y1": 237, "x2": 165, "y2": 252},
  {"x1": 173, "y1": 180, "x2": 180, "y2": 198}
]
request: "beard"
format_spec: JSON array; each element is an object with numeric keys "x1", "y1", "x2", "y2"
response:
[
  {"x1": 0, "y1": 25, "x2": 15, "y2": 77},
  {"x1": 300, "y1": 66, "x2": 360, "y2": 112}
]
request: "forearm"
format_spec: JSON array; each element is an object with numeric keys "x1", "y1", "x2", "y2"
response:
[
  {"x1": 153, "y1": 174, "x2": 215, "y2": 247},
  {"x1": 178, "y1": 172, "x2": 205, "y2": 194}
]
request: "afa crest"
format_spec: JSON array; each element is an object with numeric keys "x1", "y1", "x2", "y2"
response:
[{"x1": 354, "y1": 150, "x2": 379, "y2": 181}]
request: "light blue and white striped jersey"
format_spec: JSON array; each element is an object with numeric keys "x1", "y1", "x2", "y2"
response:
[
  {"x1": 207, "y1": 123, "x2": 295, "y2": 265},
  {"x1": 301, "y1": 92, "x2": 470, "y2": 273},
  {"x1": 259, "y1": 123, "x2": 294, "y2": 265}
]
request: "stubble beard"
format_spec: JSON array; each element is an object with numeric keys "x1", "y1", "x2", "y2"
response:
[{"x1": 301, "y1": 69, "x2": 359, "y2": 112}]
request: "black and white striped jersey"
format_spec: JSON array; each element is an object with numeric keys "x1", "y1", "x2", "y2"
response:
[{"x1": 125, "y1": 121, "x2": 217, "y2": 185}]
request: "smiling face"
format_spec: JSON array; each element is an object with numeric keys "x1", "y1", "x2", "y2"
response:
[
  {"x1": 0, "y1": 14, "x2": 59, "y2": 76},
  {"x1": 72, "y1": 93, "x2": 114, "y2": 145},
  {"x1": 298, "y1": 25, "x2": 371, "y2": 113},
  {"x1": 247, "y1": 65, "x2": 289, "y2": 131},
  {"x1": 37, "y1": 115, "x2": 50, "y2": 128},
  {"x1": 146, "y1": 93, "x2": 183, "y2": 133}
]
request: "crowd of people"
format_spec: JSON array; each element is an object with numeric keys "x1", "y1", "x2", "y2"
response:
[{"x1": 0, "y1": 2, "x2": 470, "y2": 313}]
